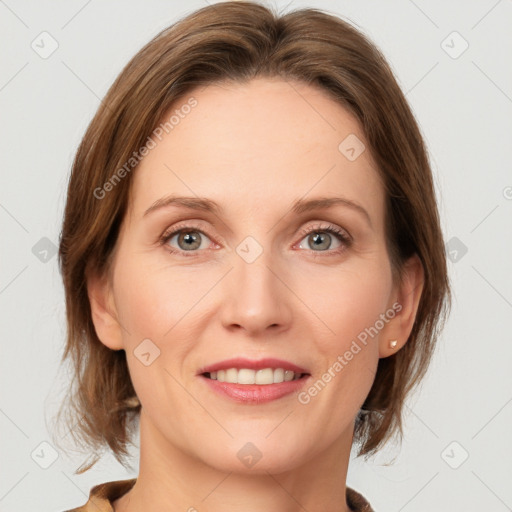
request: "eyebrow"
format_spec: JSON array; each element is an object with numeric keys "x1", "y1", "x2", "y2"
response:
[{"x1": 143, "y1": 194, "x2": 372, "y2": 226}]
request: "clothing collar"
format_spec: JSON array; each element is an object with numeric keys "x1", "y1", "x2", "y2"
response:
[{"x1": 70, "y1": 478, "x2": 374, "y2": 511}]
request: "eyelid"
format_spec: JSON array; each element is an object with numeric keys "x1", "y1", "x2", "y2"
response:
[
  {"x1": 296, "y1": 222, "x2": 352, "y2": 244},
  {"x1": 159, "y1": 220, "x2": 217, "y2": 248}
]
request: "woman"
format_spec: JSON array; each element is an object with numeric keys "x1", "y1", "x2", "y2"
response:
[{"x1": 56, "y1": 2, "x2": 450, "y2": 511}]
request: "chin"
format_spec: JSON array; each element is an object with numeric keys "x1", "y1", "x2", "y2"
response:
[{"x1": 195, "y1": 433, "x2": 313, "y2": 476}]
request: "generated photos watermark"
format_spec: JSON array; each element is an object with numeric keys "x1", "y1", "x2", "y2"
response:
[
  {"x1": 298, "y1": 301, "x2": 402, "y2": 405},
  {"x1": 93, "y1": 96, "x2": 198, "y2": 200}
]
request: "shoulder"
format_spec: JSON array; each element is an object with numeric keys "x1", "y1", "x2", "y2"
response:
[
  {"x1": 63, "y1": 478, "x2": 136, "y2": 512},
  {"x1": 346, "y1": 486, "x2": 375, "y2": 512}
]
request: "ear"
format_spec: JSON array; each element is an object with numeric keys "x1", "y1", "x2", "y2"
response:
[
  {"x1": 379, "y1": 254, "x2": 424, "y2": 357},
  {"x1": 86, "y1": 269, "x2": 124, "y2": 351}
]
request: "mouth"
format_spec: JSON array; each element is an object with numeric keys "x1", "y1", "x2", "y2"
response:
[
  {"x1": 202, "y1": 368, "x2": 309, "y2": 385},
  {"x1": 198, "y1": 358, "x2": 311, "y2": 404}
]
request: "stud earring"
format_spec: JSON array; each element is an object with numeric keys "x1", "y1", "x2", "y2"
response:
[{"x1": 389, "y1": 339, "x2": 398, "y2": 349}]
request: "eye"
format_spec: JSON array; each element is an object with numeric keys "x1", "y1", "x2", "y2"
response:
[
  {"x1": 160, "y1": 223, "x2": 214, "y2": 257},
  {"x1": 159, "y1": 221, "x2": 352, "y2": 258},
  {"x1": 295, "y1": 223, "x2": 352, "y2": 256}
]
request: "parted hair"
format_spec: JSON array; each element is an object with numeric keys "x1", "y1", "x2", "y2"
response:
[{"x1": 54, "y1": 0, "x2": 451, "y2": 473}]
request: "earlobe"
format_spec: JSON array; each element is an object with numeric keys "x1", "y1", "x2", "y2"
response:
[
  {"x1": 87, "y1": 270, "x2": 124, "y2": 351},
  {"x1": 379, "y1": 254, "x2": 424, "y2": 357}
]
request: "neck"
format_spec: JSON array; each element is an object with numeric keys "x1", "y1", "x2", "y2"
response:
[{"x1": 114, "y1": 409, "x2": 353, "y2": 512}]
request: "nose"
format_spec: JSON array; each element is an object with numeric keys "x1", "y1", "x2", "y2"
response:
[{"x1": 219, "y1": 248, "x2": 293, "y2": 337}]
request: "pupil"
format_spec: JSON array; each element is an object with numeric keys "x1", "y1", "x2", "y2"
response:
[
  {"x1": 311, "y1": 232, "x2": 329, "y2": 250},
  {"x1": 181, "y1": 232, "x2": 200, "y2": 250}
]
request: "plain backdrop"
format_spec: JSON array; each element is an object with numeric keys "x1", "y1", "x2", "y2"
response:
[{"x1": 1, "y1": 1, "x2": 511, "y2": 511}]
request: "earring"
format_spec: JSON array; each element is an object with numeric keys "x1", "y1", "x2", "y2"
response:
[{"x1": 389, "y1": 339, "x2": 398, "y2": 349}]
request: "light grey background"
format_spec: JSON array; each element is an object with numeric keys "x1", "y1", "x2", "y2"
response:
[{"x1": 1, "y1": 1, "x2": 511, "y2": 511}]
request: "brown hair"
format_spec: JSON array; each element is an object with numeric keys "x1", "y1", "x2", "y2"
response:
[{"x1": 54, "y1": 0, "x2": 450, "y2": 473}]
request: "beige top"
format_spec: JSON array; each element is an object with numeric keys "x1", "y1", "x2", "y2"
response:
[{"x1": 64, "y1": 478, "x2": 374, "y2": 511}]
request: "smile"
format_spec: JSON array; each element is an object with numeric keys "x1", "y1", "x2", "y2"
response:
[{"x1": 204, "y1": 367, "x2": 306, "y2": 385}]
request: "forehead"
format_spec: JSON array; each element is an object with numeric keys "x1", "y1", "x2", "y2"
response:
[{"x1": 128, "y1": 77, "x2": 384, "y2": 224}]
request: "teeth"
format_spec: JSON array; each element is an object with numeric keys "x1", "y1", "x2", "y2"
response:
[{"x1": 209, "y1": 368, "x2": 302, "y2": 385}]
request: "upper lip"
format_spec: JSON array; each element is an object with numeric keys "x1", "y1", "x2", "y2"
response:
[{"x1": 198, "y1": 357, "x2": 310, "y2": 375}]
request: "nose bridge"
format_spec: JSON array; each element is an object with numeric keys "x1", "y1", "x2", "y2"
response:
[{"x1": 220, "y1": 237, "x2": 291, "y2": 334}]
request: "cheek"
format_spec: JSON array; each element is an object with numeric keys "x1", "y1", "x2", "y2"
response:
[
  {"x1": 297, "y1": 266, "x2": 391, "y2": 422},
  {"x1": 307, "y1": 260, "x2": 393, "y2": 348},
  {"x1": 114, "y1": 255, "x2": 203, "y2": 341}
]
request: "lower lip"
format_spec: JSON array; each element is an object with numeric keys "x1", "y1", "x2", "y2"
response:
[{"x1": 200, "y1": 375, "x2": 310, "y2": 404}]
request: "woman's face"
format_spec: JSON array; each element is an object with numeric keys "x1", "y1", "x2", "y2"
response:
[{"x1": 91, "y1": 77, "x2": 417, "y2": 474}]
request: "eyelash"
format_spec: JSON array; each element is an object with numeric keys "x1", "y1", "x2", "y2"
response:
[{"x1": 158, "y1": 222, "x2": 352, "y2": 258}]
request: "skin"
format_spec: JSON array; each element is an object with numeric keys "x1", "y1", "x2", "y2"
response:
[{"x1": 88, "y1": 77, "x2": 423, "y2": 512}]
